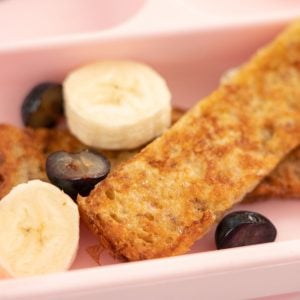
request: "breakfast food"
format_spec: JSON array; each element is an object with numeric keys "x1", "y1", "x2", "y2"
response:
[
  {"x1": 78, "y1": 20, "x2": 300, "y2": 261},
  {"x1": 247, "y1": 147, "x2": 300, "y2": 199},
  {"x1": 46, "y1": 150, "x2": 111, "y2": 200},
  {"x1": 221, "y1": 58, "x2": 300, "y2": 201},
  {"x1": 0, "y1": 180, "x2": 79, "y2": 277},
  {"x1": 215, "y1": 211, "x2": 277, "y2": 249},
  {"x1": 0, "y1": 108, "x2": 182, "y2": 200},
  {"x1": 63, "y1": 60, "x2": 172, "y2": 150},
  {"x1": 0, "y1": 124, "x2": 85, "y2": 199},
  {"x1": 21, "y1": 82, "x2": 63, "y2": 128},
  {"x1": 1, "y1": 104, "x2": 300, "y2": 203}
]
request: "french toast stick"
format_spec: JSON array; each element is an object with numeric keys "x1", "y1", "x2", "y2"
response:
[
  {"x1": 0, "y1": 124, "x2": 46, "y2": 199},
  {"x1": 0, "y1": 124, "x2": 86, "y2": 199},
  {"x1": 0, "y1": 109, "x2": 183, "y2": 199},
  {"x1": 1, "y1": 107, "x2": 300, "y2": 201},
  {"x1": 246, "y1": 146, "x2": 300, "y2": 199},
  {"x1": 78, "y1": 20, "x2": 300, "y2": 260}
]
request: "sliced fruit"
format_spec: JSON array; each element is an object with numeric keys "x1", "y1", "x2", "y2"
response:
[
  {"x1": 63, "y1": 60, "x2": 172, "y2": 150},
  {"x1": 215, "y1": 211, "x2": 277, "y2": 249},
  {"x1": 21, "y1": 82, "x2": 63, "y2": 128},
  {"x1": 0, "y1": 180, "x2": 79, "y2": 277},
  {"x1": 46, "y1": 150, "x2": 110, "y2": 200}
]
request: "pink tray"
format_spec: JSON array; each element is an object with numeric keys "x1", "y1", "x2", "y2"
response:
[{"x1": 1, "y1": 1, "x2": 300, "y2": 299}]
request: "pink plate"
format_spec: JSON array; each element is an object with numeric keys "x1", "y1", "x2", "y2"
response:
[{"x1": 0, "y1": 1, "x2": 300, "y2": 299}]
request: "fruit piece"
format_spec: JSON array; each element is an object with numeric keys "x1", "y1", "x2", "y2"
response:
[
  {"x1": 63, "y1": 60, "x2": 172, "y2": 150},
  {"x1": 215, "y1": 211, "x2": 277, "y2": 249},
  {"x1": 0, "y1": 180, "x2": 79, "y2": 277},
  {"x1": 46, "y1": 150, "x2": 110, "y2": 199},
  {"x1": 21, "y1": 82, "x2": 63, "y2": 128}
]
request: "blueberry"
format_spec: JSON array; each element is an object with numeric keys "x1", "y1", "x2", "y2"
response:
[
  {"x1": 46, "y1": 150, "x2": 110, "y2": 200},
  {"x1": 215, "y1": 211, "x2": 277, "y2": 249},
  {"x1": 21, "y1": 82, "x2": 63, "y2": 128}
]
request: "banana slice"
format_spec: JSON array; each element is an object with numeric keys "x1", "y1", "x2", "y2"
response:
[
  {"x1": 0, "y1": 180, "x2": 79, "y2": 277},
  {"x1": 63, "y1": 60, "x2": 172, "y2": 150}
]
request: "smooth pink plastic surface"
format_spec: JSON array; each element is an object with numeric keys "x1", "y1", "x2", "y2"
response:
[
  {"x1": 1, "y1": 1, "x2": 300, "y2": 299},
  {"x1": 0, "y1": 0, "x2": 145, "y2": 45}
]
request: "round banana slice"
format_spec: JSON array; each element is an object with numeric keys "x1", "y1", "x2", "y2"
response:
[
  {"x1": 63, "y1": 60, "x2": 172, "y2": 150},
  {"x1": 0, "y1": 180, "x2": 79, "y2": 277}
]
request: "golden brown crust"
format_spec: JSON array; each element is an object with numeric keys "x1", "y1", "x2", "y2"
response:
[
  {"x1": 0, "y1": 125, "x2": 45, "y2": 199},
  {"x1": 0, "y1": 125, "x2": 86, "y2": 199},
  {"x1": 78, "y1": 20, "x2": 300, "y2": 261},
  {"x1": 0, "y1": 103, "x2": 299, "y2": 206},
  {"x1": 247, "y1": 146, "x2": 300, "y2": 199},
  {"x1": 0, "y1": 108, "x2": 184, "y2": 199}
]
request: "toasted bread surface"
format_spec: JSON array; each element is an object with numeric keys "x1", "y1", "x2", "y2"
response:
[
  {"x1": 0, "y1": 125, "x2": 86, "y2": 199},
  {"x1": 0, "y1": 125, "x2": 45, "y2": 199},
  {"x1": 0, "y1": 108, "x2": 183, "y2": 198},
  {"x1": 248, "y1": 146, "x2": 300, "y2": 199},
  {"x1": 0, "y1": 108, "x2": 299, "y2": 202},
  {"x1": 78, "y1": 20, "x2": 300, "y2": 260}
]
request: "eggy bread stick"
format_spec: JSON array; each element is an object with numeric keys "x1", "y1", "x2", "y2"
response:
[{"x1": 78, "y1": 20, "x2": 300, "y2": 260}]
